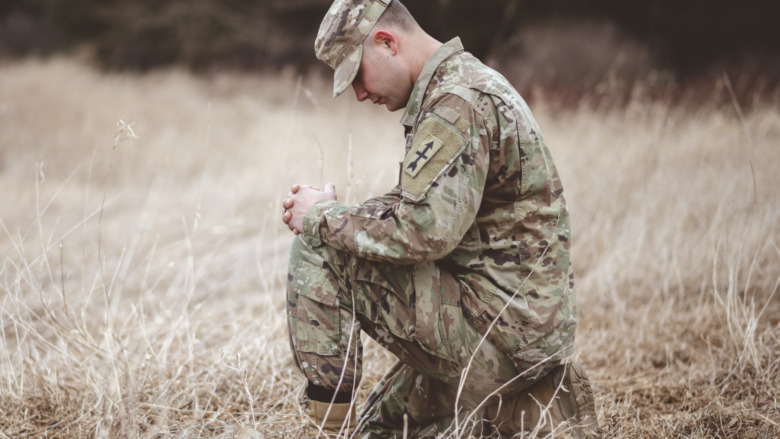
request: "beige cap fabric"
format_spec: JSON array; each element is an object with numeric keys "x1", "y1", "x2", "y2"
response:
[{"x1": 315, "y1": 0, "x2": 392, "y2": 97}]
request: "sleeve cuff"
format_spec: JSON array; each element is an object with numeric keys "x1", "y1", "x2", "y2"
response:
[{"x1": 301, "y1": 199, "x2": 339, "y2": 248}]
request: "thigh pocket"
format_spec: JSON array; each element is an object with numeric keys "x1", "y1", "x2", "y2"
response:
[
  {"x1": 413, "y1": 263, "x2": 465, "y2": 360},
  {"x1": 290, "y1": 258, "x2": 341, "y2": 356}
]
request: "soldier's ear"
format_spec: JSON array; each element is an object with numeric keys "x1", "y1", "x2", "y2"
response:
[{"x1": 373, "y1": 30, "x2": 398, "y2": 55}]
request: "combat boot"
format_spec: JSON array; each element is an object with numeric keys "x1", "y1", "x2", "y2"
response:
[
  {"x1": 300, "y1": 390, "x2": 357, "y2": 438},
  {"x1": 485, "y1": 362, "x2": 601, "y2": 438}
]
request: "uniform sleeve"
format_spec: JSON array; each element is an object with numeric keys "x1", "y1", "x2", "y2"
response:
[
  {"x1": 362, "y1": 185, "x2": 402, "y2": 207},
  {"x1": 302, "y1": 93, "x2": 492, "y2": 264}
]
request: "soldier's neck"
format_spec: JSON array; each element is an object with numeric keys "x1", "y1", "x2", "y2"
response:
[{"x1": 407, "y1": 31, "x2": 442, "y2": 84}]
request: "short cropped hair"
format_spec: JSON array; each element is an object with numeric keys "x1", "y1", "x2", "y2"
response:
[{"x1": 376, "y1": 0, "x2": 419, "y2": 32}]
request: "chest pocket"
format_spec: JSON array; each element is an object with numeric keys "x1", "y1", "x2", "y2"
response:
[{"x1": 401, "y1": 114, "x2": 470, "y2": 203}]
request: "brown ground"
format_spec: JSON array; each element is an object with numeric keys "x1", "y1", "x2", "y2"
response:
[{"x1": 0, "y1": 58, "x2": 778, "y2": 438}]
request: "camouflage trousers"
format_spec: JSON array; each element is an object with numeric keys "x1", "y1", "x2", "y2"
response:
[{"x1": 287, "y1": 236, "x2": 555, "y2": 438}]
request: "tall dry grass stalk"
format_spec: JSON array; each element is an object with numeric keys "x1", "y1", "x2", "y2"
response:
[{"x1": 0, "y1": 58, "x2": 778, "y2": 438}]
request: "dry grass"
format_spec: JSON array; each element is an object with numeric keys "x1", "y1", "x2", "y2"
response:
[{"x1": 0, "y1": 58, "x2": 778, "y2": 438}]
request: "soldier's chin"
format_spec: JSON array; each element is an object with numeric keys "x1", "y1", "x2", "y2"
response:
[{"x1": 385, "y1": 101, "x2": 407, "y2": 112}]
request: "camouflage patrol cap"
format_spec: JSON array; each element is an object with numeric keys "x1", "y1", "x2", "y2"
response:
[{"x1": 315, "y1": 0, "x2": 392, "y2": 97}]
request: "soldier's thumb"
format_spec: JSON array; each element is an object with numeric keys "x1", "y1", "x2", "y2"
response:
[{"x1": 325, "y1": 182, "x2": 336, "y2": 194}]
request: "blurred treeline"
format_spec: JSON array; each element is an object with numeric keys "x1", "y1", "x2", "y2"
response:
[{"x1": 1, "y1": 0, "x2": 778, "y2": 103}]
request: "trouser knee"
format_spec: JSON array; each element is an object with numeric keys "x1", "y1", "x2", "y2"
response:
[{"x1": 287, "y1": 235, "x2": 323, "y2": 274}]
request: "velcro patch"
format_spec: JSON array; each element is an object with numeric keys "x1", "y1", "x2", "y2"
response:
[
  {"x1": 401, "y1": 115, "x2": 468, "y2": 201},
  {"x1": 404, "y1": 134, "x2": 443, "y2": 178}
]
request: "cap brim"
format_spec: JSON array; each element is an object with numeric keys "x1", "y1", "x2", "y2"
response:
[{"x1": 332, "y1": 44, "x2": 363, "y2": 97}]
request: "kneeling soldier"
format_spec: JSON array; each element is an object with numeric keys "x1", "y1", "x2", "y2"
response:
[{"x1": 281, "y1": 1, "x2": 601, "y2": 437}]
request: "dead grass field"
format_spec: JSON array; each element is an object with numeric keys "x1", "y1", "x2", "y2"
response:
[{"x1": 0, "y1": 58, "x2": 778, "y2": 438}]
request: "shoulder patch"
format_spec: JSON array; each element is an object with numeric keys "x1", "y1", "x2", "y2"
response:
[
  {"x1": 404, "y1": 134, "x2": 443, "y2": 178},
  {"x1": 401, "y1": 115, "x2": 469, "y2": 201}
]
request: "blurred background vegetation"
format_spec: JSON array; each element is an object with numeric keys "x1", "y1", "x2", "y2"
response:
[{"x1": 1, "y1": 0, "x2": 778, "y2": 105}]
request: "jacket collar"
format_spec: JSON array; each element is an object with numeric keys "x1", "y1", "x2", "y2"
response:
[{"x1": 400, "y1": 37, "x2": 464, "y2": 128}]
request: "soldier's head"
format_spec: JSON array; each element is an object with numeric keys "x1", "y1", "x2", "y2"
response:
[{"x1": 315, "y1": 0, "x2": 439, "y2": 112}]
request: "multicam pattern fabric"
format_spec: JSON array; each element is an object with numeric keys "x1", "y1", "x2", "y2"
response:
[
  {"x1": 315, "y1": 0, "x2": 391, "y2": 97},
  {"x1": 287, "y1": 231, "x2": 552, "y2": 437},
  {"x1": 303, "y1": 37, "x2": 577, "y2": 368},
  {"x1": 290, "y1": 36, "x2": 578, "y2": 436}
]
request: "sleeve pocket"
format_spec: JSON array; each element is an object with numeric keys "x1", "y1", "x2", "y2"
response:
[{"x1": 401, "y1": 114, "x2": 470, "y2": 203}]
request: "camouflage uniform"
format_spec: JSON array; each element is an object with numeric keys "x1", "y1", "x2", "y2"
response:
[{"x1": 288, "y1": 1, "x2": 578, "y2": 436}]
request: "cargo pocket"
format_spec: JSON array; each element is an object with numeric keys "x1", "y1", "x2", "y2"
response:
[
  {"x1": 289, "y1": 258, "x2": 341, "y2": 357},
  {"x1": 413, "y1": 262, "x2": 465, "y2": 361}
]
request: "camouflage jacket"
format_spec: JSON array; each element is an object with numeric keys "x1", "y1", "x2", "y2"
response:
[{"x1": 303, "y1": 38, "x2": 577, "y2": 367}]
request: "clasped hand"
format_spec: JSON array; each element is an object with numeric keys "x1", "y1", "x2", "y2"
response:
[{"x1": 282, "y1": 183, "x2": 337, "y2": 235}]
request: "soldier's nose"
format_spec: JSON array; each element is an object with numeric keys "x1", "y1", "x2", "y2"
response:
[{"x1": 352, "y1": 82, "x2": 369, "y2": 102}]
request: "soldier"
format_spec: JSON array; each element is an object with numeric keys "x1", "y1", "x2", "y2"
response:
[{"x1": 281, "y1": 0, "x2": 601, "y2": 437}]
